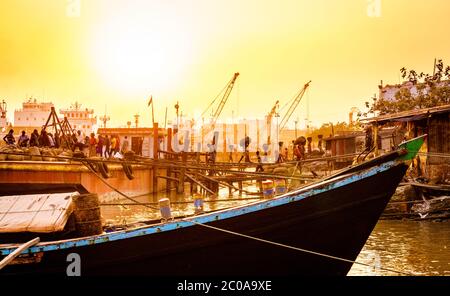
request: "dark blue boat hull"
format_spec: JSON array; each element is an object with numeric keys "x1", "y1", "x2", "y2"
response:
[{"x1": 1, "y1": 162, "x2": 408, "y2": 276}]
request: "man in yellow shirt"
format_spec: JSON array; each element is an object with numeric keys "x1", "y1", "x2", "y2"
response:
[{"x1": 110, "y1": 136, "x2": 117, "y2": 158}]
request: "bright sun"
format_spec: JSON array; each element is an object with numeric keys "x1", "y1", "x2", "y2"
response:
[{"x1": 90, "y1": 17, "x2": 192, "y2": 94}]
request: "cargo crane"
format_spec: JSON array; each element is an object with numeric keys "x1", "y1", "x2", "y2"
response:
[
  {"x1": 201, "y1": 73, "x2": 240, "y2": 139},
  {"x1": 266, "y1": 100, "x2": 279, "y2": 145},
  {"x1": 279, "y1": 80, "x2": 311, "y2": 131}
]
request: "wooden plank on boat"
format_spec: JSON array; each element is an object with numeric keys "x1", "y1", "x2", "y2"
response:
[{"x1": 0, "y1": 192, "x2": 78, "y2": 233}]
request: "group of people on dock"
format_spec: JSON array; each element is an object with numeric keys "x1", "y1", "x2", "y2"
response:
[
  {"x1": 233, "y1": 143, "x2": 306, "y2": 164},
  {"x1": 2, "y1": 129, "x2": 138, "y2": 158},
  {"x1": 71, "y1": 130, "x2": 130, "y2": 157},
  {"x1": 2, "y1": 128, "x2": 58, "y2": 148},
  {"x1": 225, "y1": 141, "x2": 306, "y2": 172}
]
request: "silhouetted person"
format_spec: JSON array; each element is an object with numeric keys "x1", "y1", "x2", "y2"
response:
[
  {"x1": 18, "y1": 131, "x2": 29, "y2": 147},
  {"x1": 294, "y1": 144, "x2": 304, "y2": 161},
  {"x1": 96, "y1": 135, "x2": 104, "y2": 156},
  {"x1": 39, "y1": 130, "x2": 50, "y2": 147},
  {"x1": 206, "y1": 143, "x2": 216, "y2": 164},
  {"x1": 121, "y1": 136, "x2": 129, "y2": 154},
  {"x1": 238, "y1": 149, "x2": 251, "y2": 163},
  {"x1": 30, "y1": 129, "x2": 40, "y2": 147},
  {"x1": 89, "y1": 133, "x2": 97, "y2": 157},
  {"x1": 104, "y1": 135, "x2": 111, "y2": 158},
  {"x1": 256, "y1": 150, "x2": 264, "y2": 172},
  {"x1": 3, "y1": 129, "x2": 15, "y2": 145},
  {"x1": 47, "y1": 133, "x2": 55, "y2": 148},
  {"x1": 54, "y1": 132, "x2": 60, "y2": 148},
  {"x1": 115, "y1": 136, "x2": 121, "y2": 154},
  {"x1": 110, "y1": 135, "x2": 117, "y2": 157}
]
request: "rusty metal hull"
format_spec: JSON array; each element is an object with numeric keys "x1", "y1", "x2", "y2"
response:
[{"x1": 0, "y1": 159, "x2": 408, "y2": 276}]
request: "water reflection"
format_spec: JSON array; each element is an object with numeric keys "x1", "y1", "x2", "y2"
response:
[
  {"x1": 348, "y1": 220, "x2": 450, "y2": 276},
  {"x1": 101, "y1": 183, "x2": 261, "y2": 225}
]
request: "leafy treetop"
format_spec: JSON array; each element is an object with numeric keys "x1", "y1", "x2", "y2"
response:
[{"x1": 360, "y1": 59, "x2": 450, "y2": 117}]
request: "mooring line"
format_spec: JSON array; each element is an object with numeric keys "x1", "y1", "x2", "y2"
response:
[
  {"x1": 82, "y1": 163, "x2": 414, "y2": 276},
  {"x1": 81, "y1": 161, "x2": 159, "y2": 211},
  {"x1": 0, "y1": 150, "x2": 413, "y2": 275},
  {"x1": 0, "y1": 150, "x2": 307, "y2": 181},
  {"x1": 101, "y1": 197, "x2": 265, "y2": 207},
  {"x1": 185, "y1": 220, "x2": 416, "y2": 276}
]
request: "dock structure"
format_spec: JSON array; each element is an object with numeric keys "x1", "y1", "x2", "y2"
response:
[
  {"x1": 0, "y1": 134, "x2": 354, "y2": 202},
  {"x1": 153, "y1": 147, "x2": 325, "y2": 199},
  {"x1": 2, "y1": 133, "x2": 447, "y2": 221},
  {"x1": 0, "y1": 114, "x2": 350, "y2": 203}
]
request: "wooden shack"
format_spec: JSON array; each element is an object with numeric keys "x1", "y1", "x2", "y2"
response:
[
  {"x1": 364, "y1": 104, "x2": 450, "y2": 181},
  {"x1": 324, "y1": 132, "x2": 365, "y2": 169}
]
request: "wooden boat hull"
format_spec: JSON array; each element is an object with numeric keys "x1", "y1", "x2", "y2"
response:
[{"x1": 1, "y1": 160, "x2": 408, "y2": 276}]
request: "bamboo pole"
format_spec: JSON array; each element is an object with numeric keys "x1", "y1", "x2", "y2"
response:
[
  {"x1": 177, "y1": 152, "x2": 187, "y2": 193},
  {"x1": 0, "y1": 237, "x2": 40, "y2": 270},
  {"x1": 153, "y1": 122, "x2": 159, "y2": 159},
  {"x1": 374, "y1": 122, "x2": 379, "y2": 156}
]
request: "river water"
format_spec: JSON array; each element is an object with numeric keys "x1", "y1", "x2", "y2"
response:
[
  {"x1": 348, "y1": 220, "x2": 450, "y2": 276},
  {"x1": 101, "y1": 188, "x2": 450, "y2": 276}
]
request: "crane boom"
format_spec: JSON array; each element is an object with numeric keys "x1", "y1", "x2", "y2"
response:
[
  {"x1": 266, "y1": 100, "x2": 279, "y2": 126},
  {"x1": 266, "y1": 100, "x2": 279, "y2": 145},
  {"x1": 210, "y1": 72, "x2": 240, "y2": 127},
  {"x1": 201, "y1": 72, "x2": 239, "y2": 140},
  {"x1": 279, "y1": 80, "x2": 311, "y2": 131}
]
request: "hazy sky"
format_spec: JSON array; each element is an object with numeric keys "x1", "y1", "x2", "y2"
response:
[{"x1": 1, "y1": 0, "x2": 449, "y2": 128}]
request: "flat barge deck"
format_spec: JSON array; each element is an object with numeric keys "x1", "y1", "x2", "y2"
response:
[{"x1": 0, "y1": 161, "x2": 165, "y2": 201}]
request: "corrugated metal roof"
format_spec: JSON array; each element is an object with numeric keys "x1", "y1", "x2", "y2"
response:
[{"x1": 362, "y1": 104, "x2": 450, "y2": 123}]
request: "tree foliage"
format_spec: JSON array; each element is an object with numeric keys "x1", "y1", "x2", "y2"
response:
[{"x1": 361, "y1": 59, "x2": 450, "y2": 116}]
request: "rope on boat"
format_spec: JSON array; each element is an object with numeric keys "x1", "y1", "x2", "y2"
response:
[
  {"x1": 81, "y1": 161, "x2": 159, "y2": 211},
  {"x1": 416, "y1": 151, "x2": 450, "y2": 158},
  {"x1": 100, "y1": 197, "x2": 265, "y2": 207},
  {"x1": 0, "y1": 149, "x2": 356, "y2": 169},
  {"x1": 184, "y1": 220, "x2": 416, "y2": 276},
  {"x1": 82, "y1": 163, "x2": 414, "y2": 276},
  {"x1": 0, "y1": 150, "x2": 308, "y2": 180}
]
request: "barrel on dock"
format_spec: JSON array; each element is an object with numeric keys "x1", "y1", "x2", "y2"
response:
[
  {"x1": 275, "y1": 179, "x2": 287, "y2": 194},
  {"x1": 72, "y1": 193, "x2": 103, "y2": 236},
  {"x1": 262, "y1": 180, "x2": 275, "y2": 198},
  {"x1": 193, "y1": 193, "x2": 204, "y2": 214},
  {"x1": 159, "y1": 198, "x2": 173, "y2": 221}
]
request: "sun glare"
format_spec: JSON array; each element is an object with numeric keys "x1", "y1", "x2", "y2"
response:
[{"x1": 90, "y1": 18, "x2": 192, "y2": 94}]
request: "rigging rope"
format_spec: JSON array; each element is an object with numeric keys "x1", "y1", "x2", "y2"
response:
[
  {"x1": 201, "y1": 82, "x2": 229, "y2": 118},
  {"x1": 185, "y1": 219, "x2": 415, "y2": 276},
  {"x1": 81, "y1": 160, "x2": 414, "y2": 276},
  {"x1": 417, "y1": 151, "x2": 450, "y2": 158},
  {"x1": 0, "y1": 150, "x2": 422, "y2": 275}
]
